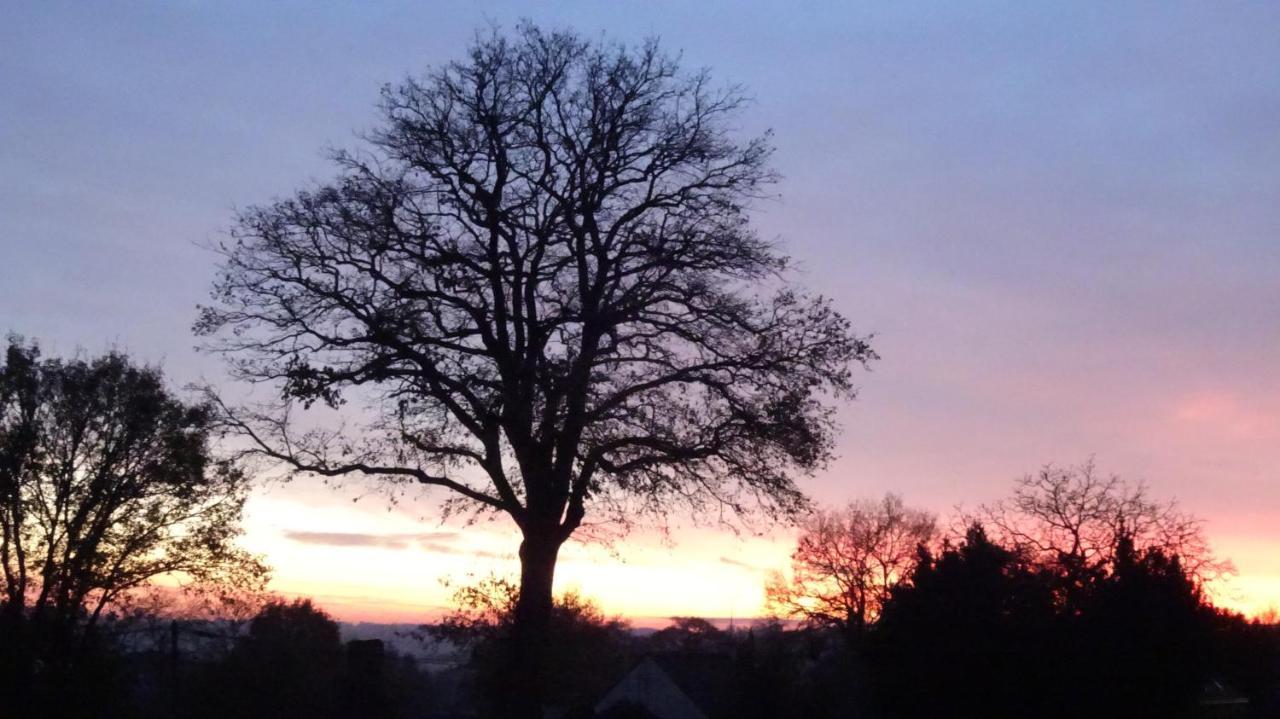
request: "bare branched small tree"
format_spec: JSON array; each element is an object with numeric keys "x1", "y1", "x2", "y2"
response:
[
  {"x1": 196, "y1": 23, "x2": 872, "y2": 707},
  {"x1": 974, "y1": 459, "x2": 1231, "y2": 595},
  {"x1": 766, "y1": 494, "x2": 936, "y2": 637}
]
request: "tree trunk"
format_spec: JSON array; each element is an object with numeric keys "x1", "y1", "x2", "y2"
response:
[
  {"x1": 0, "y1": 606, "x2": 32, "y2": 711},
  {"x1": 504, "y1": 530, "x2": 562, "y2": 718}
]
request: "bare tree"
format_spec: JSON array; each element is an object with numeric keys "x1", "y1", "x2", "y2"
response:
[
  {"x1": 974, "y1": 459, "x2": 1231, "y2": 594},
  {"x1": 0, "y1": 339, "x2": 267, "y2": 706},
  {"x1": 766, "y1": 494, "x2": 936, "y2": 637},
  {"x1": 196, "y1": 23, "x2": 872, "y2": 708}
]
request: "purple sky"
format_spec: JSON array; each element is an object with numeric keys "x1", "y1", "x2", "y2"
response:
[{"x1": 3, "y1": 1, "x2": 1278, "y2": 618}]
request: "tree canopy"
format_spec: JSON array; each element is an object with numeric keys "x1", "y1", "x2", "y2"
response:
[
  {"x1": 197, "y1": 23, "x2": 871, "y2": 537},
  {"x1": 767, "y1": 494, "x2": 936, "y2": 635},
  {"x1": 974, "y1": 460, "x2": 1231, "y2": 595},
  {"x1": 0, "y1": 338, "x2": 266, "y2": 714},
  {"x1": 196, "y1": 24, "x2": 872, "y2": 711},
  {"x1": 0, "y1": 339, "x2": 265, "y2": 628},
  {"x1": 871, "y1": 525, "x2": 1216, "y2": 718}
]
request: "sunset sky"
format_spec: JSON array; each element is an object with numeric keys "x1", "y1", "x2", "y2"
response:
[{"x1": 3, "y1": 1, "x2": 1278, "y2": 623}]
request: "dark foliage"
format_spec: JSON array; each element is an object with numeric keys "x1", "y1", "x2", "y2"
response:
[
  {"x1": 182, "y1": 599, "x2": 434, "y2": 719},
  {"x1": 647, "y1": 617, "x2": 733, "y2": 655},
  {"x1": 198, "y1": 599, "x2": 344, "y2": 719},
  {"x1": 728, "y1": 622, "x2": 861, "y2": 719},
  {"x1": 977, "y1": 460, "x2": 1231, "y2": 593},
  {"x1": 869, "y1": 524, "x2": 1222, "y2": 719},
  {"x1": 0, "y1": 338, "x2": 265, "y2": 718},
  {"x1": 428, "y1": 576, "x2": 634, "y2": 717},
  {"x1": 870, "y1": 525, "x2": 1058, "y2": 718},
  {"x1": 1208, "y1": 614, "x2": 1280, "y2": 717}
]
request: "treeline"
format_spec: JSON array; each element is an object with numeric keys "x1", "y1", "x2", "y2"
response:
[
  {"x1": 3, "y1": 341, "x2": 1278, "y2": 718},
  {"x1": 760, "y1": 466, "x2": 1275, "y2": 717},
  {"x1": 143, "y1": 599, "x2": 434, "y2": 719},
  {"x1": 2, "y1": 595, "x2": 436, "y2": 718},
  {"x1": 759, "y1": 466, "x2": 1279, "y2": 717},
  {"x1": 422, "y1": 469, "x2": 1280, "y2": 719},
  {"x1": 866, "y1": 524, "x2": 1268, "y2": 718}
]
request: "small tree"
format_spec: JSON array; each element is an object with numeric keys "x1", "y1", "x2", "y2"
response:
[
  {"x1": 0, "y1": 338, "x2": 266, "y2": 711},
  {"x1": 766, "y1": 494, "x2": 935, "y2": 636},
  {"x1": 647, "y1": 616, "x2": 731, "y2": 654},
  {"x1": 975, "y1": 460, "x2": 1230, "y2": 597},
  {"x1": 429, "y1": 576, "x2": 632, "y2": 716},
  {"x1": 197, "y1": 22, "x2": 872, "y2": 709},
  {"x1": 195, "y1": 599, "x2": 344, "y2": 719}
]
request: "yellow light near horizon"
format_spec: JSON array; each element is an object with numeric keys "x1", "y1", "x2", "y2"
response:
[
  {"x1": 238, "y1": 491, "x2": 794, "y2": 624},
  {"x1": 239, "y1": 491, "x2": 1280, "y2": 626}
]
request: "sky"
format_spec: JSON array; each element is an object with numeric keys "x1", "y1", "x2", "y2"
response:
[{"x1": 2, "y1": 1, "x2": 1278, "y2": 622}]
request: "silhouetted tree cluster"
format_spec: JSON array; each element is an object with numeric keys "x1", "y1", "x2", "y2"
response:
[
  {"x1": 755, "y1": 467, "x2": 1280, "y2": 718},
  {"x1": 852, "y1": 465, "x2": 1249, "y2": 719},
  {"x1": 0, "y1": 342, "x2": 443, "y2": 719},
  {"x1": 868, "y1": 523, "x2": 1229, "y2": 718},
  {"x1": 976, "y1": 460, "x2": 1233, "y2": 593},
  {"x1": 725, "y1": 620, "x2": 867, "y2": 719},
  {"x1": 151, "y1": 599, "x2": 434, "y2": 719},
  {"x1": 197, "y1": 599, "x2": 344, "y2": 718},
  {"x1": 0, "y1": 339, "x2": 266, "y2": 718}
]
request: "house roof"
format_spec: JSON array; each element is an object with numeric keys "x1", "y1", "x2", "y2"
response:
[
  {"x1": 1199, "y1": 678, "x2": 1249, "y2": 706},
  {"x1": 596, "y1": 653, "x2": 737, "y2": 719},
  {"x1": 647, "y1": 654, "x2": 736, "y2": 718}
]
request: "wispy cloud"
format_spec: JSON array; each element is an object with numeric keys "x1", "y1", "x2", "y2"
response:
[
  {"x1": 1172, "y1": 391, "x2": 1278, "y2": 441},
  {"x1": 283, "y1": 530, "x2": 459, "y2": 550},
  {"x1": 719, "y1": 556, "x2": 764, "y2": 572},
  {"x1": 281, "y1": 530, "x2": 510, "y2": 559},
  {"x1": 417, "y1": 542, "x2": 506, "y2": 560}
]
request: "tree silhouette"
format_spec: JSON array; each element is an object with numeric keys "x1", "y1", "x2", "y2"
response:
[
  {"x1": 0, "y1": 338, "x2": 266, "y2": 715},
  {"x1": 870, "y1": 524, "x2": 1058, "y2": 718},
  {"x1": 871, "y1": 522, "x2": 1222, "y2": 719},
  {"x1": 647, "y1": 616, "x2": 731, "y2": 655},
  {"x1": 766, "y1": 494, "x2": 935, "y2": 638},
  {"x1": 196, "y1": 22, "x2": 872, "y2": 711},
  {"x1": 194, "y1": 599, "x2": 344, "y2": 719},
  {"x1": 428, "y1": 575, "x2": 632, "y2": 716},
  {"x1": 974, "y1": 460, "x2": 1231, "y2": 600},
  {"x1": 1073, "y1": 538, "x2": 1211, "y2": 716}
]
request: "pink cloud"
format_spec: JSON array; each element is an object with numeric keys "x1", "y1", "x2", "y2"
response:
[{"x1": 1172, "y1": 391, "x2": 1278, "y2": 440}]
